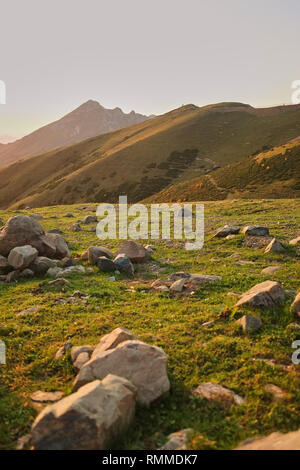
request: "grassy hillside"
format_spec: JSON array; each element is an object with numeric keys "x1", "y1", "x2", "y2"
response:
[
  {"x1": 1, "y1": 103, "x2": 300, "y2": 209},
  {"x1": 146, "y1": 138, "x2": 300, "y2": 202},
  {"x1": 0, "y1": 199, "x2": 299, "y2": 449}
]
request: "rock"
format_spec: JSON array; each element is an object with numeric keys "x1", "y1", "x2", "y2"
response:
[
  {"x1": 242, "y1": 225, "x2": 270, "y2": 237},
  {"x1": 81, "y1": 250, "x2": 89, "y2": 261},
  {"x1": 202, "y1": 321, "x2": 215, "y2": 328},
  {"x1": 29, "y1": 214, "x2": 43, "y2": 221},
  {"x1": 48, "y1": 228, "x2": 63, "y2": 234},
  {"x1": 265, "y1": 383, "x2": 288, "y2": 401},
  {"x1": 8, "y1": 245, "x2": 38, "y2": 270},
  {"x1": 168, "y1": 272, "x2": 191, "y2": 281},
  {"x1": 160, "y1": 429, "x2": 193, "y2": 450},
  {"x1": 71, "y1": 345, "x2": 93, "y2": 363},
  {"x1": 289, "y1": 236, "x2": 300, "y2": 246},
  {"x1": 30, "y1": 391, "x2": 64, "y2": 403},
  {"x1": 61, "y1": 257, "x2": 74, "y2": 268},
  {"x1": 47, "y1": 266, "x2": 63, "y2": 277},
  {"x1": 264, "y1": 238, "x2": 286, "y2": 253},
  {"x1": 291, "y1": 292, "x2": 300, "y2": 314},
  {"x1": 144, "y1": 244, "x2": 155, "y2": 252},
  {"x1": 0, "y1": 255, "x2": 8, "y2": 269},
  {"x1": 106, "y1": 276, "x2": 116, "y2": 282},
  {"x1": 226, "y1": 234, "x2": 236, "y2": 240},
  {"x1": 170, "y1": 278, "x2": 186, "y2": 293},
  {"x1": 16, "y1": 433, "x2": 32, "y2": 450},
  {"x1": 97, "y1": 256, "x2": 116, "y2": 273},
  {"x1": 30, "y1": 256, "x2": 57, "y2": 275},
  {"x1": 235, "y1": 429, "x2": 300, "y2": 450},
  {"x1": 261, "y1": 266, "x2": 281, "y2": 275},
  {"x1": 156, "y1": 285, "x2": 169, "y2": 292},
  {"x1": 69, "y1": 223, "x2": 82, "y2": 232},
  {"x1": 55, "y1": 341, "x2": 72, "y2": 360},
  {"x1": 48, "y1": 277, "x2": 69, "y2": 287},
  {"x1": 214, "y1": 225, "x2": 240, "y2": 238},
  {"x1": 115, "y1": 241, "x2": 150, "y2": 264},
  {"x1": 20, "y1": 268, "x2": 34, "y2": 278},
  {"x1": 73, "y1": 352, "x2": 90, "y2": 370},
  {"x1": 113, "y1": 254, "x2": 134, "y2": 276},
  {"x1": 73, "y1": 340, "x2": 170, "y2": 405},
  {"x1": 31, "y1": 375, "x2": 136, "y2": 450},
  {"x1": 64, "y1": 212, "x2": 73, "y2": 218},
  {"x1": 81, "y1": 215, "x2": 97, "y2": 224},
  {"x1": 6, "y1": 270, "x2": 21, "y2": 282},
  {"x1": 45, "y1": 233, "x2": 70, "y2": 259},
  {"x1": 192, "y1": 382, "x2": 245, "y2": 406},
  {"x1": 286, "y1": 322, "x2": 300, "y2": 331},
  {"x1": 236, "y1": 314, "x2": 262, "y2": 333},
  {"x1": 235, "y1": 280, "x2": 285, "y2": 309},
  {"x1": 0, "y1": 215, "x2": 56, "y2": 257},
  {"x1": 60, "y1": 265, "x2": 85, "y2": 277},
  {"x1": 17, "y1": 306, "x2": 42, "y2": 317},
  {"x1": 92, "y1": 327, "x2": 139, "y2": 357},
  {"x1": 87, "y1": 246, "x2": 113, "y2": 265},
  {"x1": 189, "y1": 274, "x2": 222, "y2": 284}
]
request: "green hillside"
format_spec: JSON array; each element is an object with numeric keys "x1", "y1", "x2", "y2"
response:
[{"x1": 1, "y1": 102, "x2": 300, "y2": 209}]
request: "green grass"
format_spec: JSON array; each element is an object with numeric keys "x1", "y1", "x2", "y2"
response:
[{"x1": 0, "y1": 199, "x2": 299, "y2": 449}]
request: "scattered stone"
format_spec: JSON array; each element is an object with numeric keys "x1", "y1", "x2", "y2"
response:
[
  {"x1": 236, "y1": 314, "x2": 262, "y2": 333},
  {"x1": 235, "y1": 429, "x2": 300, "y2": 450},
  {"x1": 81, "y1": 215, "x2": 97, "y2": 224},
  {"x1": 113, "y1": 254, "x2": 134, "y2": 276},
  {"x1": 69, "y1": 223, "x2": 82, "y2": 232},
  {"x1": 192, "y1": 382, "x2": 245, "y2": 406},
  {"x1": 242, "y1": 225, "x2": 270, "y2": 237},
  {"x1": 265, "y1": 383, "x2": 288, "y2": 401},
  {"x1": 19, "y1": 268, "x2": 34, "y2": 278},
  {"x1": 87, "y1": 246, "x2": 113, "y2": 265},
  {"x1": 97, "y1": 256, "x2": 116, "y2": 273},
  {"x1": 160, "y1": 429, "x2": 193, "y2": 450},
  {"x1": 70, "y1": 345, "x2": 94, "y2": 363},
  {"x1": 29, "y1": 214, "x2": 43, "y2": 221},
  {"x1": 64, "y1": 212, "x2": 73, "y2": 218},
  {"x1": 189, "y1": 274, "x2": 222, "y2": 284},
  {"x1": 17, "y1": 306, "x2": 42, "y2": 317},
  {"x1": 55, "y1": 341, "x2": 72, "y2": 360},
  {"x1": 61, "y1": 257, "x2": 74, "y2": 268},
  {"x1": 6, "y1": 270, "x2": 21, "y2": 282},
  {"x1": 170, "y1": 278, "x2": 186, "y2": 293},
  {"x1": 264, "y1": 238, "x2": 286, "y2": 253},
  {"x1": 47, "y1": 266, "x2": 63, "y2": 277},
  {"x1": 226, "y1": 234, "x2": 236, "y2": 240},
  {"x1": 235, "y1": 281, "x2": 285, "y2": 309},
  {"x1": 286, "y1": 322, "x2": 300, "y2": 331},
  {"x1": 48, "y1": 228, "x2": 63, "y2": 234},
  {"x1": 156, "y1": 285, "x2": 169, "y2": 292},
  {"x1": 48, "y1": 277, "x2": 69, "y2": 287},
  {"x1": 237, "y1": 260, "x2": 255, "y2": 265},
  {"x1": 8, "y1": 245, "x2": 38, "y2": 270},
  {"x1": 74, "y1": 339, "x2": 170, "y2": 405},
  {"x1": 44, "y1": 233, "x2": 70, "y2": 259},
  {"x1": 168, "y1": 272, "x2": 190, "y2": 281},
  {"x1": 214, "y1": 225, "x2": 240, "y2": 238},
  {"x1": 202, "y1": 321, "x2": 215, "y2": 328},
  {"x1": 144, "y1": 244, "x2": 155, "y2": 253},
  {"x1": 115, "y1": 241, "x2": 151, "y2": 264},
  {"x1": 289, "y1": 236, "x2": 300, "y2": 246},
  {"x1": 261, "y1": 266, "x2": 281, "y2": 275},
  {"x1": 30, "y1": 391, "x2": 64, "y2": 403},
  {"x1": 30, "y1": 256, "x2": 57, "y2": 275},
  {"x1": 60, "y1": 265, "x2": 85, "y2": 277},
  {"x1": 291, "y1": 292, "x2": 300, "y2": 314},
  {"x1": 227, "y1": 292, "x2": 240, "y2": 297},
  {"x1": 31, "y1": 375, "x2": 136, "y2": 450}
]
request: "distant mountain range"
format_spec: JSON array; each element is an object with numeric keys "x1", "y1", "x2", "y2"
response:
[
  {"x1": 0, "y1": 100, "x2": 152, "y2": 168},
  {"x1": 0, "y1": 101, "x2": 300, "y2": 209}
]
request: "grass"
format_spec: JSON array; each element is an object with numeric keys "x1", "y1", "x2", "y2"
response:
[{"x1": 0, "y1": 199, "x2": 299, "y2": 449}]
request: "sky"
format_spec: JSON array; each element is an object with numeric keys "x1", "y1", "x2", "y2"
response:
[{"x1": 1, "y1": 0, "x2": 300, "y2": 139}]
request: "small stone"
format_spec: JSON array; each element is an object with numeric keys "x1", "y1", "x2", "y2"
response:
[
  {"x1": 113, "y1": 254, "x2": 134, "y2": 276},
  {"x1": 242, "y1": 225, "x2": 270, "y2": 237},
  {"x1": 236, "y1": 314, "x2": 262, "y2": 333},
  {"x1": 106, "y1": 276, "x2": 116, "y2": 282},
  {"x1": 202, "y1": 321, "x2": 214, "y2": 328},
  {"x1": 265, "y1": 383, "x2": 288, "y2": 401},
  {"x1": 235, "y1": 429, "x2": 300, "y2": 450},
  {"x1": 87, "y1": 246, "x2": 113, "y2": 264},
  {"x1": 73, "y1": 352, "x2": 90, "y2": 370},
  {"x1": 214, "y1": 225, "x2": 240, "y2": 238},
  {"x1": 170, "y1": 278, "x2": 186, "y2": 292},
  {"x1": 289, "y1": 236, "x2": 300, "y2": 246},
  {"x1": 70, "y1": 345, "x2": 93, "y2": 363},
  {"x1": 69, "y1": 223, "x2": 82, "y2": 232},
  {"x1": 235, "y1": 280, "x2": 285, "y2": 309},
  {"x1": 48, "y1": 277, "x2": 69, "y2": 287},
  {"x1": 160, "y1": 429, "x2": 193, "y2": 450},
  {"x1": 64, "y1": 212, "x2": 74, "y2": 218},
  {"x1": 47, "y1": 266, "x2": 63, "y2": 277},
  {"x1": 261, "y1": 266, "x2": 281, "y2": 275},
  {"x1": 30, "y1": 390, "x2": 64, "y2": 403},
  {"x1": 48, "y1": 228, "x2": 63, "y2": 234},
  {"x1": 264, "y1": 238, "x2": 286, "y2": 253},
  {"x1": 156, "y1": 285, "x2": 169, "y2": 292},
  {"x1": 17, "y1": 306, "x2": 42, "y2": 317},
  {"x1": 81, "y1": 215, "x2": 97, "y2": 224},
  {"x1": 192, "y1": 382, "x2": 245, "y2": 406},
  {"x1": 55, "y1": 341, "x2": 72, "y2": 360}
]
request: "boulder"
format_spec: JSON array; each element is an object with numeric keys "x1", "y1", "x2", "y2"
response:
[
  {"x1": 291, "y1": 292, "x2": 300, "y2": 314},
  {"x1": 30, "y1": 256, "x2": 57, "y2": 275},
  {"x1": 0, "y1": 215, "x2": 55, "y2": 257},
  {"x1": 69, "y1": 223, "x2": 82, "y2": 232},
  {"x1": 113, "y1": 254, "x2": 134, "y2": 276},
  {"x1": 261, "y1": 266, "x2": 281, "y2": 275},
  {"x1": 81, "y1": 215, "x2": 97, "y2": 224},
  {"x1": 235, "y1": 429, "x2": 300, "y2": 450},
  {"x1": 74, "y1": 352, "x2": 90, "y2": 370},
  {"x1": 87, "y1": 246, "x2": 113, "y2": 265},
  {"x1": 192, "y1": 382, "x2": 245, "y2": 406},
  {"x1": 236, "y1": 315, "x2": 262, "y2": 333},
  {"x1": 31, "y1": 375, "x2": 136, "y2": 450},
  {"x1": 8, "y1": 245, "x2": 38, "y2": 270},
  {"x1": 44, "y1": 233, "x2": 70, "y2": 259},
  {"x1": 170, "y1": 278, "x2": 186, "y2": 293},
  {"x1": 264, "y1": 238, "x2": 286, "y2": 253},
  {"x1": 235, "y1": 281, "x2": 285, "y2": 309},
  {"x1": 92, "y1": 328, "x2": 139, "y2": 357},
  {"x1": 289, "y1": 236, "x2": 300, "y2": 246},
  {"x1": 73, "y1": 340, "x2": 170, "y2": 405},
  {"x1": 115, "y1": 241, "x2": 150, "y2": 264},
  {"x1": 242, "y1": 225, "x2": 270, "y2": 237},
  {"x1": 97, "y1": 257, "x2": 116, "y2": 273},
  {"x1": 214, "y1": 225, "x2": 240, "y2": 238}
]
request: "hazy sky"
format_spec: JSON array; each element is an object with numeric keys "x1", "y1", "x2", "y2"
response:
[{"x1": 1, "y1": 0, "x2": 300, "y2": 137}]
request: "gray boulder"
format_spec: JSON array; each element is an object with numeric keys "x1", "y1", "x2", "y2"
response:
[
  {"x1": 30, "y1": 256, "x2": 57, "y2": 275},
  {"x1": 97, "y1": 257, "x2": 116, "y2": 273},
  {"x1": 264, "y1": 238, "x2": 286, "y2": 253},
  {"x1": 242, "y1": 225, "x2": 270, "y2": 237},
  {"x1": 8, "y1": 245, "x2": 38, "y2": 270},
  {"x1": 115, "y1": 241, "x2": 150, "y2": 264},
  {"x1": 87, "y1": 246, "x2": 113, "y2": 265},
  {"x1": 44, "y1": 233, "x2": 70, "y2": 259},
  {"x1": 235, "y1": 280, "x2": 285, "y2": 309},
  {"x1": 214, "y1": 225, "x2": 240, "y2": 238},
  {"x1": 113, "y1": 254, "x2": 134, "y2": 276}
]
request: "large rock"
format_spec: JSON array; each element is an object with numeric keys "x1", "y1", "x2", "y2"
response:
[
  {"x1": 0, "y1": 215, "x2": 55, "y2": 257},
  {"x1": 31, "y1": 375, "x2": 136, "y2": 450},
  {"x1": 8, "y1": 245, "x2": 38, "y2": 270},
  {"x1": 29, "y1": 256, "x2": 57, "y2": 275},
  {"x1": 235, "y1": 281, "x2": 285, "y2": 309},
  {"x1": 115, "y1": 241, "x2": 150, "y2": 264},
  {"x1": 235, "y1": 429, "x2": 300, "y2": 450},
  {"x1": 264, "y1": 238, "x2": 286, "y2": 253},
  {"x1": 242, "y1": 225, "x2": 270, "y2": 237},
  {"x1": 73, "y1": 340, "x2": 170, "y2": 405},
  {"x1": 113, "y1": 254, "x2": 134, "y2": 276},
  {"x1": 92, "y1": 327, "x2": 139, "y2": 357},
  {"x1": 236, "y1": 314, "x2": 262, "y2": 333},
  {"x1": 81, "y1": 215, "x2": 97, "y2": 224},
  {"x1": 97, "y1": 257, "x2": 116, "y2": 272},
  {"x1": 87, "y1": 246, "x2": 113, "y2": 265},
  {"x1": 291, "y1": 292, "x2": 300, "y2": 314},
  {"x1": 44, "y1": 233, "x2": 70, "y2": 259},
  {"x1": 214, "y1": 225, "x2": 240, "y2": 238}
]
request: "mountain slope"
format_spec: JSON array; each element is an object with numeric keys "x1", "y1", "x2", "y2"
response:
[
  {"x1": 145, "y1": 137, "x2": 300, "y2": 202},
  {"x1": 0, "y1": 100, "x2": 151, "y2": 168},
  {"x1": 1, "y1": 102, "x2": 300, "y2": 209}
]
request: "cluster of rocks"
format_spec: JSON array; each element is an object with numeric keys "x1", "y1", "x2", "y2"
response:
[
  {"x1": 30, "y1": 327, "x2": 170, "y2": 449},
  {"x1": 151, "y1": 272, "x2": 222, "y2": 294}
]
